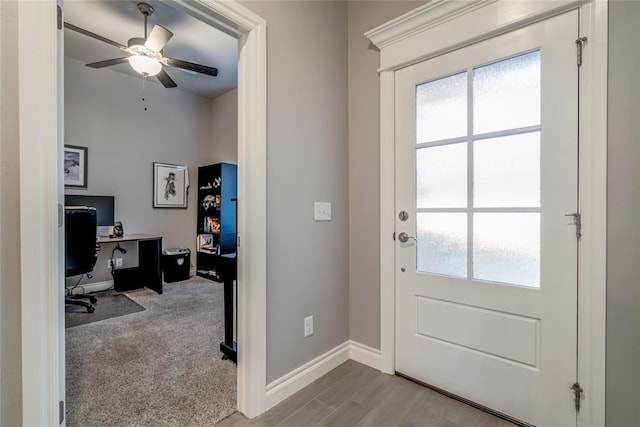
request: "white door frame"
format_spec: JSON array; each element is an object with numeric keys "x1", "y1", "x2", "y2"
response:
[
  {"x1": 18, "y1": 1, "x2": 267, "y2": 424},
  {"x1": 366, "y1": 1, "x2": 607, "y2": 425}
]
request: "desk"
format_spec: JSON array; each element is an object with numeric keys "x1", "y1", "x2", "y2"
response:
[{"x1": 98, "y1": 234, "x2": 163, "y2": 294}]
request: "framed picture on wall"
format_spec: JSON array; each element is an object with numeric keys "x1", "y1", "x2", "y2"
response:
[
  {"x1": 153, "y1": 162, "x2": 189, "y2": 208},
  {"x1": 64, "y1": 145, "x2": 88, "y2": 188}
]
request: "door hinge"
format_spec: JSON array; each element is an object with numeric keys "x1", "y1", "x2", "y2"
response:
[
  {"x1": 565, "y1": 212, "x2": 582, "y2": 240},
  {"x1": 576, "y1": 37, "x2": 587, "y2": 66},
  {"x1": 57, "y1": 5, "x2": 63, "y2": 30},
  {"x1": 570, "y1": 382, "x2": 584, "y2": 411},
  {"x1": 59, "y1": 400, "x2": 65, "y2": 424},
  {"x1": 58, "y1": 203, "x2": 64, "y2": 228}
]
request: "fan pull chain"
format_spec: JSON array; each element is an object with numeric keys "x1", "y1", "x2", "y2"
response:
[{"x1": 141, "y1": 76, "x2": 148, "y2": 112}]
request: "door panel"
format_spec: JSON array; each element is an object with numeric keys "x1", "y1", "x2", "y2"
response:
[{"x1": 395, "y1": 11, "x2": 578, "y2": 426}]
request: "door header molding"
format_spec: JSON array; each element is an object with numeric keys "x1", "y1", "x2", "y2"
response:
[{"x1": 366, "y1": 0, "x2": 582, "y2": 71}]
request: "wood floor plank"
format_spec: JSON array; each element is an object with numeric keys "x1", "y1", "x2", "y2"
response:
[
  {"x1": 398, "y1": 411, "x2": 457, "y2": 427},
  {"x1": 355, "y1": 379, "x2": 425, "y2": 427},
  {"x1": 414, "y1": 387, "x2": 457, "y2": 419},
  {"x1": 215, "y1": 411, "x2": 256, "y2": 427},
  {"x1": 396, "y1": 391, "x2": 458, "y2": 427},
  {"x1": 316, "y1": 363, "x2": 379, "y2": 408},
  {"x1": 276, "y1": 399, "x2": 334, "y2": 427},
  {"x1": 253, "y1": 360, "x2": 358, "y2": 427},
  {"x1": 475, "y1": 412, "x2": 517, "y2": 427},
  {"x1": 441, "y1": 399, "x2": 484, "y2": 426},
  {"x1": 349, "y1": 371, "x2": 404, "y2": 410},
  {"x1": 315, "y1": 401, "x2": 371, "y2": 427}
]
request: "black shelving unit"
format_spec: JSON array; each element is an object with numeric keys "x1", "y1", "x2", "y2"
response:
[{"x1": 196, "y1": 162, "x2": 238, "y2": 362}]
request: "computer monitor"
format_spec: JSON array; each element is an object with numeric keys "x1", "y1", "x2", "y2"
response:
[{"x1": 65, "y1": 195, "x2": 114, "y2": 236}]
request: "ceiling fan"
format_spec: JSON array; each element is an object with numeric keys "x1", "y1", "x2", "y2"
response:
[{"x1": 64, "y1": 2, "x2": 218, "y2": 88}]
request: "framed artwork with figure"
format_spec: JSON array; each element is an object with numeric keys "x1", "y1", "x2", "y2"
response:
[
  {"x1": 64, "y1": 145, "x2": 88, "y2": 188},
  {"x1": 153, "y1": 162, "x2": 189, "y2": 208}
]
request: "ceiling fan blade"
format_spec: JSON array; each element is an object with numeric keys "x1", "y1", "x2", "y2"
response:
[
  {"x1": 156, "y1": 69, "x2": 177, "y2": 88},
  {"x1": 165, "y1": 57, "x2": 218, "y2": 77},
  {"x1": 64, "y1": 22, "x2": 126, "y2": 50},
  {"x1": 86, "y1": 58, "x2": 129, "y2": 69},
  {"x1": 145, "y1": 25, "x2": 174, "y2": 52}
]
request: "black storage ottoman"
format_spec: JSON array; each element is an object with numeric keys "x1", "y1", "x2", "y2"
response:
[{"x1": 162, "y1": 248, "x2": 191, "y2": 283}]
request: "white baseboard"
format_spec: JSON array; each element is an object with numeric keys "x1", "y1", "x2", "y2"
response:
[
  {"x1": 264, "y1": 340, "x2": 384, "y2": 411},
  {"x1": 67, "y1": 280, "x2": 113, "y2": 295},
  {"x1": 349, "y1": 340, "x2": 381, "y2": 371},
  {"x1": 265, "y1": 341, "x2": 350, "y2": 410}
]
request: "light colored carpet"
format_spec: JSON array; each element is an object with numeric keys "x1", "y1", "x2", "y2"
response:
[{"x1": 66, "y1": 277, "x2": 237, "y2": 426}]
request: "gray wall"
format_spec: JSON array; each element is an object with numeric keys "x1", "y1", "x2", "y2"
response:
[
  {"x1": 211, "y1": 88, "x2": 238, "y2": 165},
  {"x1": 64, "y1": 57, "x2": 219, "y2": 283},
  {"x1": 347, "y1": 0, "x2": 424, "y2": 350},
  {"x1": 0, "y1": 1, "x2": 22, "y2": 425},
  {"x1": 607, "y1": 1, "x2": 640, "y2": 425},
  {"x1": 240, "y1": 1, "x2": 350, "y2": 383}
]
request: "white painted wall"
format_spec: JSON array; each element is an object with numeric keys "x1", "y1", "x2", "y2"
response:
[
  {"x1": 64, "y1": 57, "x2": 235, "y2": 285},
  {"x1": 0, "y1": 2, "x2": 23, "y2": 424},
  {"x1": 347, "y1": 0, "x2": 424, "y2": 350},
  {"x1": 240, "y1": 1, "x2": 350, "y2": 383},
  {"x1": 606, "y1": 1, "x2": 640, "y2": 425}
]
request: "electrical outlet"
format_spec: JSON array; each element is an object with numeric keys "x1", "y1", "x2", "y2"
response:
[
  {"x1": 304, "y1": 315, "x2": 314, "y2": 338},
  {"x1": 107, "y1": 259, "x2": 113, "y2": 269},
  {"x1": 115, "y1": 258, "x2": 123, "y2": 268}
]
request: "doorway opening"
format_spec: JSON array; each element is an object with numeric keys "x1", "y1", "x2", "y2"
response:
[
  {"x1": 17, "y1": 0, "x2": 266, "y2": 424},
  {"x1": 62, "y1": 2, "x2": 241, "y2": 423}
]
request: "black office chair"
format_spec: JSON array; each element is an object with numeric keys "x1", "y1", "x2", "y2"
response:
[{"x1": 65, "y1": 206, "x2": 99, "y2": 313}]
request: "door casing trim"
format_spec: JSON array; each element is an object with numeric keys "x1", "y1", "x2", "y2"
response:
[
  {"x1": 367, "y1": 1, "x2": 607, "y2": 425},
  {"x1": 18, "y1": 0, "x2": 268, "y2": 423}
]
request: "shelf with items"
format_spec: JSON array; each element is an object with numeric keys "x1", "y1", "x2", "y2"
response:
[
  {"x1": 201, "y1": 193, "x2": 222, "y2": 212},
  {"x1": 202, "y1": 216, "x2": 221, "y2": 234},
  {"x1": 197, "y1": 234, "x2": 219, "y2": 255},
  {"x1": 196, "y1": 269, "x2": 221, "y2": 282},
  {"x1": 196, "y1": 162, "x2": 237, "y2": 274}
]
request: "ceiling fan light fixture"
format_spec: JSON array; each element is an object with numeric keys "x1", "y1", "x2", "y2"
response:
[{"x1": 128, "y1": 55, "x2": 162, "y2": 76}]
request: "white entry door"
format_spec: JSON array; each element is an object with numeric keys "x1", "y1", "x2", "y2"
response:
[{"x1": 395, "y1": 11, "x2": 579, "y2": 426}]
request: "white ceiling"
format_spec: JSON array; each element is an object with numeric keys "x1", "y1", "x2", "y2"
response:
[{"x1": 63, "y1": 0, "x2": 238, "y2": 99}]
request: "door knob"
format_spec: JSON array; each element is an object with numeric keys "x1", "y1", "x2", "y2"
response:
[{"x1": 398, "y1": 232, "x2": 416, "y2": 243}]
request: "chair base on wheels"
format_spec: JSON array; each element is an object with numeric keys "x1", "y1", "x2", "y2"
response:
[{"x1": 65, "y1": 294, "x2": 96, "y2": 313}]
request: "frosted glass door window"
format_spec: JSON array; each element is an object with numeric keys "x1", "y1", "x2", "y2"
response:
[
  {"x1": 473, "y1": 51, "x2": 541, "y2": 134},
  {"x1": 473, "y1": 213, "x2": 540, "y2": 287},
  {"x1": 414, "y1": 49, "x2": 542, "y2": 286},
  {"x1": 416, "y1": 72, "x2": 467, "y2": 143},
  {"x1": 474, "y1": 132, "x2": 540, "y2": 208},
  {"x1": 417, "y1": 143, "x2": 467, "y2": 208},
  {"x1": 417, "y1": 213, "x2": 467, "y2": 278}
]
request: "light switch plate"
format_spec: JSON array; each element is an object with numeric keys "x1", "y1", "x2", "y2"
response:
[{"x1": 314, "y1": 202, "x2": 331, "y2": 221}]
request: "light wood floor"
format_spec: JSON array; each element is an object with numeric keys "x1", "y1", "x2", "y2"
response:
[{"x1": 216, "y1": 360, "x2": 516, "y2": 427}]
